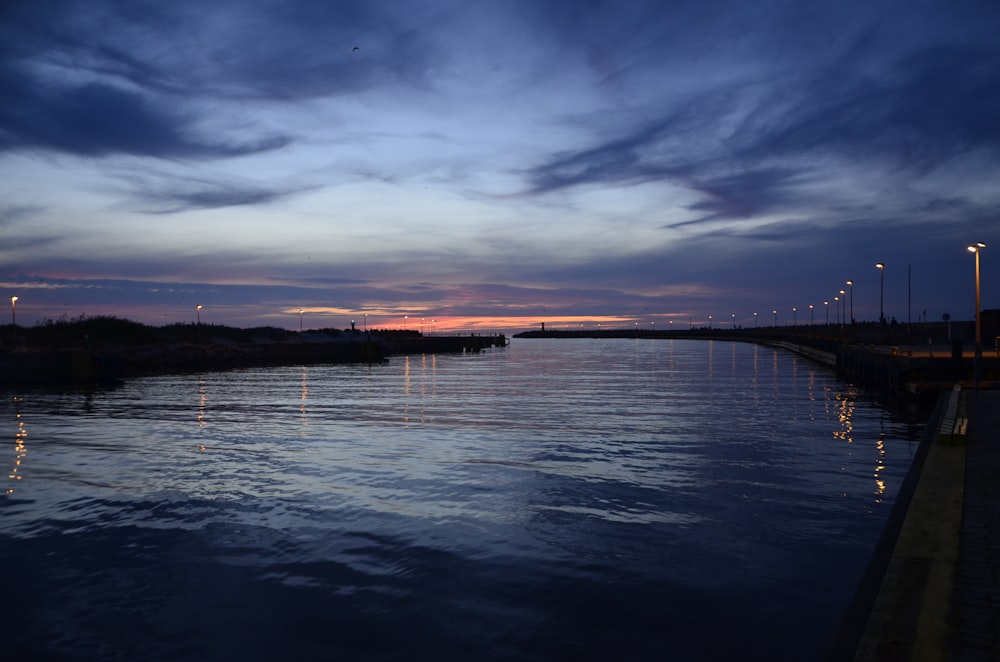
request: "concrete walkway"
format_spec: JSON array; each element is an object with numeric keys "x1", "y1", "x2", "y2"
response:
[
  {"x1": 852, "y1": 389, "x2": 1000, "y2": 660},
  {"x1": 952, "y1": 390, "x2": 1000, "y2": 658}
]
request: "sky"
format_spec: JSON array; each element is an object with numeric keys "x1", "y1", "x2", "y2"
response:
[{"x1": 2, "y1": 0, "x2": 999, "y2": 333}]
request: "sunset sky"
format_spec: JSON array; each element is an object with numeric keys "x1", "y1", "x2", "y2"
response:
[{"x1": 2, "y1": 0, "x2": 998, "y2": 332}]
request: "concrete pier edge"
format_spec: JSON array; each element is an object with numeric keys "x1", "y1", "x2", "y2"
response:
[{"x1": 824, "y1": 384, "x2": 947, "y2": 660}]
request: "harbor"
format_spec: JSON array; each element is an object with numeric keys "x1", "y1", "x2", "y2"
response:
[{"x1": 3, "y1": 320, "x2": 997, "y2": 658}]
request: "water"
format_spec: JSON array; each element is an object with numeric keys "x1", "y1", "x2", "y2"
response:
[{"x1": 1, "y1": 338, "x2": 923, "y2": 660}]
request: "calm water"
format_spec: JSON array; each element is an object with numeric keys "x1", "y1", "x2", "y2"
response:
[{"x1": 1, "y1": 338, "x2": 922, "y2": 660}]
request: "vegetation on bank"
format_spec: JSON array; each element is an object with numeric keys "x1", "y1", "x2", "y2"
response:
[{"x1": 1, "y1": 314, "x2": 393, "y2": 350}]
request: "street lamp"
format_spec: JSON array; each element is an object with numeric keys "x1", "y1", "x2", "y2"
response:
[
  {"x1": 834, "y1": 296, "x2": 840, "y2": 325},
  {"x1": 809, "y1": 304, "x2": 814, "y2": 325},
  {"x1": 299, "y1": 308, "x2": 304, "y2": 332},
  {"x1": 196, "y1": 304, "x2": 202, "y2": 325},
  {"x1": 772, "y1": 309, "x2": 777, "y2": 326},
  {"x1": 792, "y1": 307, "x2": 797, "y2": 325},
  {"x1": 10, "y1": 296, "x2": 17, "y2": 345},
  {"x1": 846, "y1": 280, "x2": 854, "y2": 325},
  {"x1": 968, "y1": 242, "x2": 986, "y2": 388},
  {"x1": 824, "y1": 301, "x2": 829, "y2": 324},
  {"x1": 753, "y1": 311, "x2": 758, "y2": 327},
  {"x1": 731, "y1": 313, "x2": 735, "y2": 329},
  {"x1": 875, "y1": 263, "x2": 885, "y2": 323},
  {"x1": 839, "y1": 290, "x2": 846, "y2": 327}
]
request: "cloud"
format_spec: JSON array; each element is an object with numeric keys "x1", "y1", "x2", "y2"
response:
[
  {"x1": 0, "y1": 73, "x2": 291, "y2": 158},
  {"x1": 0, "y1": 204, "x2": 45, "y2": 227},
  {"x1": 675, "y1": 168, "x2": 813, "y2": 226},
  {"x1": 131, "y1": 177, "x2": 309, "y2": 214}
]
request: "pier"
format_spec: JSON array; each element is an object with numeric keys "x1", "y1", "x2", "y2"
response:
[{"x1": 837, "y1": 386, "x2": 1000, "y2": 660}]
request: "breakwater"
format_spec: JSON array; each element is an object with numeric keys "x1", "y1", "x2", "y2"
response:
[{"x1": 0, "y1": 333, "x2": 508, "y2": 384}]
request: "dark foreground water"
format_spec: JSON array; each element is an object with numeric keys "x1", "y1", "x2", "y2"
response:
[{"x1": 1, "y1": 338, "x2": 923, "y2": 660}]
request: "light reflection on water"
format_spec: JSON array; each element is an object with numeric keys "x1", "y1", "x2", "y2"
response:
[{"x1": 1, "y1": 339, "x2": 922, "y2": 660}]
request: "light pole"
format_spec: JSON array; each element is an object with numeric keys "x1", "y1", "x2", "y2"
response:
[
  {"x1": 846, "y1": 280, "x2": 854, "y2": 325},
  {"x1": 839, "y1": 290, "x2": 846, "y2": 328},
  {"x1": 731, "y1": 313, "x2": 735, "y2": 329},
  {"x1": 10, "y1": 296, "x2": 17, "y2": 345},
  {"x1": 792, "y1": 307, "x2": 797, "y2": 326},
  {"x1": 809, "y1": 304, "x2": 814, "y2": 325},
  {"x1": 834, "y1": 296, "x2": 840, "y2": 325},
  {"x1": 772, "y1": 309, "x2": 777, "y2": 326},
  {"x1": 364, "y1": 312, "x2": 368, "y2": 332},
  {"x1": 299, "y1": 308, "x2": 304, "y2": 332},
  {"x1": 753, "y1": 311, "x2": 758, "y2": 328},
  {"x1": 824, "y1": 300, "x2": 829, "y2": 324},
  {"x1": 968, "y1": 242, "x2": 986, "y2": 388},
  {"x1": 196, "y1": 304, "x2": 202, "y2": 325},
  {"x1": 875, "y1": 263, "x2": 885, "y2": 323}
]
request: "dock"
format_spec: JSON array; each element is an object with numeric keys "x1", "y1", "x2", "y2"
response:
[{"x1": 841, "y1": 386, "x2": 1000, "y2": 660}]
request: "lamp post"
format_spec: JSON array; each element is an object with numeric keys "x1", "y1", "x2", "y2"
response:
[
  {"x1": 846, "y1": 280, "x2": 854, "y2": 325},
  {"x1": 968, "y1": 242, "x2": 986, "y2": 388},
  {"x1": 839, "y1": 290, "x2": 846, "y2": 328},
  {"x1": 834, "y1": 296, "x2": 840, "y2": 325},
  {"x1": 753, "y1": 311, "x2": 758, "y2": 328},
  {"x1": 299, "y1": 308, "x2": 304, "y2": 332},
  {"x1": 809, "y1": 304, "x2": 814, "y2": 325},
  {"x1": 731, "y1": 313, "x2": 735, "y2": 329},
  {"x1": 792, "y1": 307, "x2": 797, "y2": 326},
  {"x1": 824, "y1": 300, "x2": 829, "y2": 324},
  {"x1": 196, "y1": 304, "x2": 202, "y2": 325},
  {"x1": 875, "y1": 263, "x2": 885, "y2": 323},
  {"x1": 364, "y1": 312, "x2": 368, "y2": 332},
  {"x1": 772, "y1": 309, "x2": 777, "y2": 326},
  {"x1": 10, "y1": 296, "x2": 17, "y2": 345}
]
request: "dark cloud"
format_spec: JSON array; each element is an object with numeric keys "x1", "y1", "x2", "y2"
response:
[
  {"x1": 674, "y1": 168, "x2": 812, "y2": 226},
  {"x1": 131, "y1": 178, "x2": 308, "y2": 214},
  {"x1": 0, "y1": 76, "x2": 290, "y2": 158},
  {"x1": 524, "y1": 118, "x2": 680, "y2": 194},
  {"x1": 523, "y1": 3, "x2": 1000, "y2": 228},
  {"x1": 736, "y1": 44, "x2": 1000, "y2": 171},
  {"x1": 0, "y1": 205, "x2": 45, "y2": 227}
]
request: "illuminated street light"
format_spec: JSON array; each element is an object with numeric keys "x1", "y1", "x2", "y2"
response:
[
  {"x1": 196, "y1": 304, "x2": 202, "y2": 325},
  {"x1": 731, "y1": 313, "x2": 735, "y2": 329},
  {"x1": 299, "y1": 308, "x2": 304, "y2": 332},
  {"x1": 809, "y1": 304, "x2": 814, "y2": 325},
  {"x1": 839, "y1": 290, "x2": 846, "y2": 328},
  {"x1": 10, "y1": 295, "x2": 18, "y2": 345},
  {"x1": 846, "y1": 280, "x2": 854, "y2": 325},
  {"x1": 753, "y1": 311, "x2": 758, "y2": 328},
  {"x1": 772, "y1": 309, "x2": 777, "y2": 326},
  {"x1": 824, "y1": 300, "x2": 829, "y2": 324},
  {"x1": 834, "y1": 296, "x2": 840, "y2": 325},
  {"x1": 364, "y1": 312, "x2": 368, "y2": 332},
  {"x1": 792, "y1": 307, "x2": 797, "y2": 326},
  {"x1": 968, "y1": 242, "x2": 986, "y2": 388},
  {"x1": 875, "y1": 263, "x2": 885, "y2": 323}
]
